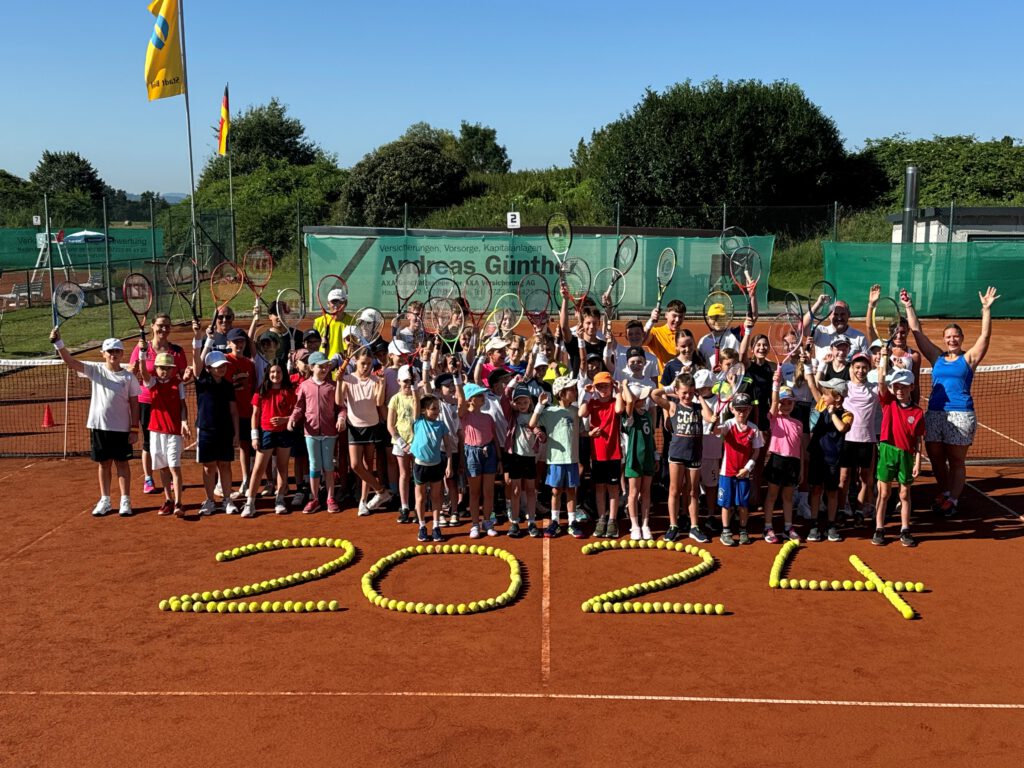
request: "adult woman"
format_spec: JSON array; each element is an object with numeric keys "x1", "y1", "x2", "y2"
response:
[
  {"x1": 129, "y1": 313, "x2": 188, "y2": 495},
  {"x1": 902, "y1": 287, "x2": 999, "y2": 517}
]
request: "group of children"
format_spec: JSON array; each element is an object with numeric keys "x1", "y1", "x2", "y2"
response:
[{"x1": 51, "y1": 278, "x2": 931, "y2": 549}]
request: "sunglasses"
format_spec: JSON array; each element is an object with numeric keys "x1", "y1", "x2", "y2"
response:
[{"x1": 216, "y1": 314, "x2": 234, "y2": 321}]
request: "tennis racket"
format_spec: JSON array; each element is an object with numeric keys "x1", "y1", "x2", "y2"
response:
[
  {"x1": 614, "y1": 235, "x2": 639, "y2": 275},
  {"x1": 518, "y1": 272, "x2": 551, "y2": 334},
  {"x1": 702, "y1": 290, "x2": 735, "y2": 370},
  {"x1": 462, "y1": 272, "x2": 493, "y2": 347},
  {"x1": 714, "y1": 361, "x2": 746, "y2": 417},
  {"x1": 769, "y1": 312, "x2": 802, "y2": 364},
  {"x1": 720, "y1": 226, "x2": 749, "y2": 255},
  {"x1": 52, "y1": 281, "x2": 85, "y2": 331},
  {"x1": 429, "y1": 275, "x2": 461, "y2": 302},
  {"x1": 210, "y1": 260, "x2": 244, "y2": 325},
  {"x1": 342, "y1": 307, "x2": 386, "y2": 361},
  {"x1": 546, "y1": 212, "x2": 573, "y2": 265},
  {"x1": 593, "y1": 266, "x2": 626, "y2": 311},
  {"x1": 315, "y1": 274, "x2": 347, "y2": 351},
  {"x1": 256, "y1": 330, "x2": 282, "y2": 366},
  {"x1": 274, "y1": 287, "x2": 304, "y2": 357},
  {"x1": 559, "y1": 256, "x2": 591, "y2": 321},
  {"x1": 654, "y1": 247, "x2": 676, "y2": 311},
  {"x1": 728, "y1": 245, "x2": 762, "y2": 310},
  {"x1": 477, "y1": 294, "x2": 522, "y2": 352},
  {"x1": 395, "y1": 261, "x2": 421, "y2": 316},
  {"x1": 807, "y1": 279, "x2": 838, "y2": 352},
  {"x1": 123, "y1": 273, "x2": 154, "y2": 345},
  {"x1": 784, "y1": 291, "x2": 804, "y2": 325},
  {"x1": 242, "y1": 246, "x2": 274, "y2": 310},
  {"x1": 871, "y1": 296, "x2": 902, "y2": 349},
  {"x1": 165, "y1": 253, "x2": 199, "y2": 321},
  {"x1": 423, "y1": 297, "x2": 465, "y2": 355}
]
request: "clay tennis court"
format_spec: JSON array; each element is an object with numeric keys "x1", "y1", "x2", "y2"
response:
[{"x1": 2, "y1": 318, "x2": 1022, "y2": 766}]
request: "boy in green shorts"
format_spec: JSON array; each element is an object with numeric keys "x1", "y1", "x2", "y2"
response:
[{"x1": 873, "y1": 356, "x2": 925, "y2": 547}]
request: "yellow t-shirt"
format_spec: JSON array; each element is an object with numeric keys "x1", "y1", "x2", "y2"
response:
[
  {"x1": 313, "y1": 312, "x2": 356, "y2": 358},
  {"x1": 647, "y1": 324, "x2": 677, "y2": 367}
]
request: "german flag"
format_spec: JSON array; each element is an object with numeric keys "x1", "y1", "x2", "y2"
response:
[{"x1": 217, "y1": 84, "x2": 230, "y2": 156}]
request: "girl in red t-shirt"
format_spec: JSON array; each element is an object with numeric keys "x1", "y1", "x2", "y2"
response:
[
  {"x1": 578, "y1": 372, "x2": 622, "y2": 538},
  {"x1": 244, "y1": 362, "x2": 297, "y2": 517}
]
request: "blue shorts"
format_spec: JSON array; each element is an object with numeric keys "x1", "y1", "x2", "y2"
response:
[
  {"x1": 305, "y1": 435, "x2": 337, "y2": 478},
  {"x1": 465, "y1": 443, "x2": 498, "y2": 477},
  {"x1": 546, "y1": 463, "x2": 580, "y2": 490},
  {"x1": 717, "y1": 475, "x2": 751, "y2": 509},
  {"x1": 260, "y1": 430, "x2": 294, "y2": 451},
  {"x1": 197, "y1": 429, "x2": 234, "y2": 465}
]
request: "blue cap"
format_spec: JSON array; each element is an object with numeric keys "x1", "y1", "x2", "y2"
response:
[
  {"x1": 463, "y1": 383, "x2": 487, "y2": 399},
  {"x1": 308, "y1": 351, "x2": 328, "y2": 365},
  {"x1": 226, "y1": 328, "x2": 248, "y2": 341}
]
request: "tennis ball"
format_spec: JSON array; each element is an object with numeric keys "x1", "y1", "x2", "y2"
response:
[
  {"x1": 225, "y1": 602, "x2": 237, "y2": 613},
  {"x1": 169, "y1": 600, "x2": 181, "y2": 612},
  {"x1": 865, "y1": 580, "x2": 876, "y2": 592},
  {"x1": 468, "y1": 601, "x2": 479, "y2": 613},
  {"x1": 424, "y1": 603, "x2": 436, "y2": 615},
  {"x1": 842, "y1": 580, "x2": 853, "y2": 591},
  {"x1": 672, "y1": 602, "x2": 684, "y2": 614},
  {"x1": 612, "y1": 603, "x2": 624, "y2": 614},
  {"x1": 714, "y1": 603, "x2": 725, "y2": 615},
  {"x1": 808, "y1": 580, "x2": 819, "y2": 590},
  {"x1": 656, "y1": 540, "x2": 666, "y2": 549},
  {"x1": 260, "y1": 601, "x2": 272, "y2": 613},
  {"x1": 900, "y1": 606, "x2": 914, "y2": 620},
  {"x1": 798, "y1": 579, "x2": 808, "y2": 590},
  {"x1": 328, "y1": 600, "x2": 340, "y2": 611},
  {"x1": 271, "y1": 601, "x2": 282, "y2": 613},
  {"x1": 158, "y1": 599, "x2": 169, "y2": 611},
  {"x1": 914, "y1": 582, "x2": 925, "y2": 592},
  {"x1": 414, "y1": 602, "x2": 425, "y2": 614},
  {"x1": 215, "y1": 602, "x2": 227, "y2": 614},
  {"x1": 703, "y1": 603, "x2": 714, "y2": 615},
  {"x1": 778, "y1": 578, "x2": 789, "y2": 589},
  {"x1": 181, "y1": 600, "x2": 193, "y2": 612},
  {"x1": 292, "y1": 601, "x2": 304, "y2": 613},
  {"x1": 683, "y1": 602, "x2": 694, "y2": 614},
  {"x1": 884, "y1": 580, "x2": 894, "y2": 589},
  {"x1": 457, "y1": 604, "x2": 468, "y2": 615},
  {"x1": 640, "y1": 603, "x2": 652, "y2": 614},
  {"x1": 246, "y1": 602, "x2": 258, "y2": 613},
  {"x1": 693, "y1": 602, "x2": 704, "y2": 615},
  {"x1": 894, "y1": 581, "x2": 905, "y2": 592}
]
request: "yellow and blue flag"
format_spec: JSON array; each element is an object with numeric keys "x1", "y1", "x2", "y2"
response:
[
  {"x1": 145, "y1": 0, "x2": 185, "y2": 101},
  {"x1": 217, "y1": 85, "x2": 230, "y2": 155}
]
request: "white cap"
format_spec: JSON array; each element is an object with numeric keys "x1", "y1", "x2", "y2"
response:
[
  {"x1": 205, "y1": 350, "x2": 229, "y2": 368},
  {"x1": 552, "y1": 375, "x2": 577, "y2": 395},
  {"x1": 693, "y1": 369, "x2": 714, "y2": 389},
  {"x1": 534, "y1": 352, "x2": 549, "y2": 367},
  {"x1": 389, "y1": 338, "x2": 414, "y2": 356},
  {"x1": 327, "y1": 288, "x2": 348, "y2": 303},
  {"x1": 358, "y1": 308, "x2": 381, "y2": 324},
  {"x1": 101, "y1": 338, "x2": 124, "y2": 352},
  {"x1": 397, "y1": 364, "x2": 414, "y2": 382},
  {"x1": 485, "y1": 337, "x2": 508, "y2": 352}
]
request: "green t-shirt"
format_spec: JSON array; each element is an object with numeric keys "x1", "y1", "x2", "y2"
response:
[
  {"x1": 622, "y1": 409, "x2": 655, "y2": 477},
  {"x1": 537, "y1": 405, "x2": 578, "y2": 466}
]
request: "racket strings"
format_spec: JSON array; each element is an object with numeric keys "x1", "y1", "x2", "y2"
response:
[
  {"x1": 243, "y1": 247, "x2": 273, "y2": 289},
  {"x1": 546, "y1": 213, "x2": 572, "y2": 255},
  {"x1": 614, "y1": 236, "x2": 638, "y2": 273},
  {"x1": 54, "y1": 282, "x2": 85, "y2": 319},
  {"x1": 211, "y1": 263, "x2": 244, "y2": 305},
  {"x1": 396, "y1": 263, "x2": 420, "y2": 300}
]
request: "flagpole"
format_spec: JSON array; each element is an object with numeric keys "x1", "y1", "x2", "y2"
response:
[
  {"x1": 176, "y1": 0, "x2": 202, "y2": 305},
  {"x1": 226, "y1": 83, "x2": 236, "y2": 262}
]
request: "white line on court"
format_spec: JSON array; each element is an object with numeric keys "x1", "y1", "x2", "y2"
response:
[
  {"x1": 2, "y1": 689, "x2": 1022, "y2": 709},
  {"x1": 541, "y1": 537, "x2": 551, "y2": 685},
  {"x1": 966, "y1": 482, "x2": 1021, "y2": 518},
  {"x1": 975, "y1": 420, "x2": 1024, "y2": 450},
  {"x1": 0, "y1": 508, "x2": 88, "y2": 564}
]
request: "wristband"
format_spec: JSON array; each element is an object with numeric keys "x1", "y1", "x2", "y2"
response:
[
  {"x1": 53, "y1": 340, "x2": 65, "y2": 350},
  {"x1": 192, "y1": 339, "x2": 204, "y2": 350},
  {"x1": 743, "y1": 460, "x2": 756, "y2": 474},
  {"x1": 250, "y1": 429, "x2": 260, "y2": 440},
  {"x1": 643, "y1": 320, "x2": 653, "y2": 334},
  {"x1": 534, "y1": 403, "x2": 546, "y2": 416}
]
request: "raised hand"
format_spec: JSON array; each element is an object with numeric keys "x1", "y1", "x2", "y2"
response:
[
  {"x1": 899, "y1": 289, "x2": 913, "y2": 308},
  {"x1": 868, "y1": 284, "x2": 881, "y2": 306},
  {"x1": 979, "y1": 286, "x2": 1000, "y2": 309}
]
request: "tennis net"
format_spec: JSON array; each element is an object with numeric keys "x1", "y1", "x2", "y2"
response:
[{"x1": 0, "y1": 358, "x2": 1022, "y2": 462}]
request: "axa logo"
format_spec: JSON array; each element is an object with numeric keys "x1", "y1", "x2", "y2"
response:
[{"x1": 151, "y1": 15, "x2": 169, "y2": 50}]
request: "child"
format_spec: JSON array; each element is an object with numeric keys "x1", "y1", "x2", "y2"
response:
[
  {"x1": 140, "y1": 352, "x2": 190, "y2": 517},
  {"x1": 605, "y1": 319, "x2": 659, "y2": 383},
  {"x1": 651, "y1": 373, "x2": 715, "y2": 543},
  {"x1": 819, "y1": 335, "x2": 852, "y2": 381},
  {"x1": 225, "y1": 327, "x2": 257, "y2": 502},
  {"x1": 530, "y1": 376, "x2": 582, "y2": 538},
  {"x1": 658, "y1": 329, "x2": 705, "y2": 386},
  {"x1": 287, "y1": 351, "x2": 341, "y2": 514},
  {"x1": 618, "y1": 380, "x2": 656, "y2": 540},
  {"x1": 192, "y1": 335, "x2": 239, "y2": 516},
  {"x1": 460, "y1": 382, "x2": 499, "y2": 538},
  {"x1": 760, "y1": 367, "x2": 803, "y2": 542},
  {"x1": 337, "y1": 348, "x2": 392, "y2": 515},
  {"x1": 387, "y1": 364, "x2": 417, "y2": 523},
  {"x1": 51, "y1": 330, "x2": 140, "y2": 517},
  {"x1": 873, "y1": 360, "x2": 925, "y2": 547},
  {"x1": 840, "y1": 351, "x2": 879, "y2": 524},
  {"x1": 246, "y1": 361, "x2": 297, "y2": 517},
  {"x1": 579, "y1": 371, "x2": 623, "y2": 538},
  {"x1": 410, "y1": 393, "x2": 450, "y2": 542},
  {"x1": 694, "y1": 368, "x2": 723, "y2": 531},
  {"x1": 805, "y1": 370, "x2": 854, "y2": 542},
  {"x1": 427, "y1": 370, "x2": 463, "y2": 527},
  {"x1": 288, "y1": 349, "x2": 312, "y2": 508},
  {"x1": 476, "y1": 337, "x2": 510, "y2": 384},
  {"x1": 505, "y1": 384, "x2": 540, "y2": 537},
  {"x1": 715, "y1": 392, "x2": 765, "y2": 546}
]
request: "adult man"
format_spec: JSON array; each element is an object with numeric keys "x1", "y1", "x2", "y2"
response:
[{"x1": 806, "y1": 297, "x2": 866, "y2": 362}]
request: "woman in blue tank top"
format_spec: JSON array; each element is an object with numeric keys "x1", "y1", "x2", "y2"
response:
[{"x1": 902, "y1": 286, "x2": 999, "y2": 518}]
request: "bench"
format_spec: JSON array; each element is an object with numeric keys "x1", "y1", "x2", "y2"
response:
[{"x1": 1, "y1": 281, "x2": 44, "y2": 308}]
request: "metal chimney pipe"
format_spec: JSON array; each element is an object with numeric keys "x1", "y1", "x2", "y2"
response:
[{"x1": 901, "y1": 165, "x2": 919, "y2": 243}]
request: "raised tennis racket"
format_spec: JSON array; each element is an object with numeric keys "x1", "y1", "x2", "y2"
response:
[
  {"x1": 256, "y1": 330, "x2": 282, "y2": 366},
  {"x1": 477, "y1": 293, "x2": 523, "y2": 351},
  {"x1": 784, "y1": 291, "x2": 804, "y2": 325},
  {"x1": 424, "y1": 297, "x2": 465, "y2": 355},
  {"x1": 123, "y1": 273, "x2": 154, "y2": 345},
  {"x1": 702, "y1": 290, "x2": 735, "y2": 370},
  {"x1": 210, "y1": 260, "x2": 244, "y2": 325},
  {"x1": 871, "y1": 296, "x2": 902, "y2": 349},
  {"x1": 395, "y1": 261, "x2": 421, "y2": 316},
  {"x1": 593, "y1": 266, "x2": 626, "y2": 310},
  {"x1": 614, "y1": 235, "x2": 639, "y2": 275},
  {"x1": 714, "y1": 361, "x2": 746, "y2": 416},
  {"x1": 242, "y1": 246, "x2": 274, "y2": 310},
  {"x1": 315, "y1": 274, "x2": 347, "y2": 351},
  {"x1": 518, "y1": 272, "x2": 551, "y2": 334},
  {"x1": 807, "y1": 279, "x2": 837, "y2": 352},
  {"x1": 728, "y1": 245, "x2": 762, "y2": 308},
  {"x1": 342, "y1": 307, "x2": 386, "y2": 361},
  {"x1": 52, "y1": 281, "x2": 85, "y2": 331},
  {"x1": 559, "y1": 256, "x2": 591, "y2": 320},
  {"x1": 654, "y1": 247, "x2": 676, "y2": 311},
  {"x1": 720, "y1": 225, "x2": 749, "y2": 255},
  {"x1": 462, "y1": 272, "x2": 493, "y2": 346},
  {"x1": 546, "y1": 212, "x2": 572, "y2": 265},
  {"x1": 769, "y1": 312, "x2": 802, "y2": 364},
  {"x1": 429, "y1": 275, "x2": 461, "y2": 302},
  {"x1": 274, "y1": 287, "x2": 304, "y2": 356},
  {"x1": 165, "y1": 253, "x2": 199, "y2": 321}
]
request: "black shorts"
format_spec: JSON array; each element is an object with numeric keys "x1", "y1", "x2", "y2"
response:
[
  {"x1": 198, "y1": 429, "x2": 235, "y2": 464},
  {"x1": 347, "y1": 424, "x2": 379, "y2": 445},
  {"x1": 764, "y1": 454, "x2": 801, "y2": 488},
  {"x1": 840, "y1": 440, "x2": 875, "y2": 470},
  {"x1": 238, "y1": 416, "x2": 252, "y2": 449},
  {"x1": 290, "y1": 428, "x2": 308, "y2": 459},
  {"x1": 792, "y1": 402, "x2": 812, "y2": 434},
  {"x1": 259, "y1": 430, "x2": 294, "y2": 451},
  {"x1": 591, "y1": 458, "x2": 622, "y2": 485},
  {"x1": 413, "y1": 461, "x2": 445, "y2": 486},
  {"x1": 668, "y1": 438, "x2": 701, "y2": 467},
  {"x1": 505, "y1": 452, "x2": 537, "y2": 481},
  {"x1": 807, "y1": 458, "x2": 841, "y2": 491},
  {"x1": 90, "y1": 429, "x2": 133, "y2": 463},
  {"x1": 139, "y1": 402, "x2": 152, "y2": 451}
]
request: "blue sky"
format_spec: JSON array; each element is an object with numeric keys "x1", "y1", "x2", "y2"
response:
[{"x1": 1, "y1": 1, "x2": 1019, "y2": 195}]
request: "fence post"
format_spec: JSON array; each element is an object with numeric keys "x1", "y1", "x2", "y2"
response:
[
  {"x1": 296, "y1": 198, "x2": 305, "y2": 306},
  {"x1": 721, "y1": 202, "x2": 727, "y2": 230},
  {"x1": 403, "y1": 203, "x2": 409, "y2": 234},
  {"x1": 833, "y1": 201, "x2": 839, "y2": 242},
  {"x1": 615, "y1": 201, "x2": 620, "y2": 239},
  {"x1": 948, "y1": 200, "x2": 955, "y2": 243},
  {"x1": 103, "y1": 197, "x2": 114, "y2": 337},
  {"x1": 44, "y1": 194, "x2": 55, "y2": 322}
]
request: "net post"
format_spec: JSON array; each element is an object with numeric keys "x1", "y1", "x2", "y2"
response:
[
  {"x1": 103, "y1": 197, "x2": 114, "y2": 338},
  {"x1": 63, "y1": 365, "x2": 70, "y2": 460}
]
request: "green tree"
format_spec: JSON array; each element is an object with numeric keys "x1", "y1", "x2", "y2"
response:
[
  {"x1": 29, "y1": 150, "x2": 105, "y2": 200},
  {"x1": 574, "y1": 79, "x2": 847, "y2": 229},
  {"x1": 456, "y1": 121, "x2": 511, "y2": 173},
  {"x1": 341, "y1": 138, "x2": 468, "y2": 227}
]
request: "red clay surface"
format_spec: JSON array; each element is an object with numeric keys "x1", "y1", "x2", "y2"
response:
[{"x1": 1, "y1": 453, "x2": 1022, "y2": 767}]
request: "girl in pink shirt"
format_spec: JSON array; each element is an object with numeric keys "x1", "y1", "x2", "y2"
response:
[
  {"x1": 761, "y1": 366, "x2": 804, "y2": 543},
  {"x1": 288, "y1": 353, "x2": 342, "y2": 514}
]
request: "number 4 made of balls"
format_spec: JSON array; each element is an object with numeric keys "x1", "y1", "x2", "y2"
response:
[{"x1": 769, "y1": 541, "x2": 928, "y2": 620}]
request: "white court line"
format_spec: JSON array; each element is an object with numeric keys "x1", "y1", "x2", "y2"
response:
[
  {"x1": 1, "y1": 689, "x2": 1021, "y2": 710},
  {"x1": 0, "y1": 508, "x2": 88, "y2": 564},
  {"x1": 975, "y1": 420, "x2": 1024, "y2": 450},
  {"x1": 966, "y1": 482, "x2": 1021, "y2": 518},
  {"x1": 540, "y1": 537, "x2": 551, "y2": 685}
]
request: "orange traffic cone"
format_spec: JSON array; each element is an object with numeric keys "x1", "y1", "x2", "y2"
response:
[{"x1": 41, "y1": 404, "x2": 55, "y2": 428}]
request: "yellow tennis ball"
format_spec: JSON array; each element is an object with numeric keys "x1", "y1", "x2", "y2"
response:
[
  {"x1": 683, "y1": 602, "x2": 694, "y2": 614},
  {"x1": 158, "y1": 599, "x2": 169, "y2": 611},
  {"x1": 424, "y1": 603, "x2": 436, "y2": 615},
  {"x1": 714, "y1": 603, "x2": 725, "y2": 615},
  {"x1": 842, "y1": 580, "x2": 853, "y2": 590},
  {"x1": 900, "y1": 606, "x2": 914, "y2": 620},
  {"x1": 327, "y1": 600, "x2": 340, "y2": 611},
  {"x1": 457, "y1": 604, "x2": 468, "y2": 614},
  {"x1": 778, "y1": 578, "x2": 789, "y2": 589},
  {"x1": 914, "y1": 582, "x2": 925, "y2": 592},
  {"x1": 693, "y1": 603, "x2": 704, "y2": 615},
  {"x1": 798, "y1": 579, "x2": 808, "y2": 590},
  {"x1": 808, "y1": 580, "x2": 819, "y2": 590},
  {"x1": 894, "y1": 581, "x2": 905, "y2": 592}
]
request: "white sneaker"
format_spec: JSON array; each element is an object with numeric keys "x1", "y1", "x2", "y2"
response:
[
  {"x1": 641, "y1": 524, "x2": 652, "y2": 541},
  {"x1": 118, "y1": 497, "x2": 133, "y2": 517},
  {"x1": 92, "y1": 498, "x2": 112, "y2": 517},
  {"x1": 358, "y1": 500, "x2": 371, "y2": 516},
  {"x1": 469, "y1": 524, "x2": 481, "y2": 539},
  {"x1": 225, "y1": 500, "x2": 240, "y2": 516},
  {"x1": 199, "y1": 499, "x2": 216, "y2": 516},
  {"x1": 274, "y1": 496, "x2": 288, "y2": 515},
  {"x1": 214, "y1": 482, "x2": 224, "y2": 498},
  {"x1": 260, "y1": 480, "x2": 275, "y2": 497},
  {"x1": 630, "y1": 526, "x2": 642, "y2": 541},
  {"x1": 241, "y1": 499, "x2": 255, "y2": 518},
  {"x1": 448, "y1": 512, "x2": 459, "y2": 527},
  {"x1": 230, "y1": 481, "x2": 248, "y2": 501},
  {"x1": 366, "y1": 490, "x2": 392, "y2": 511}
]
